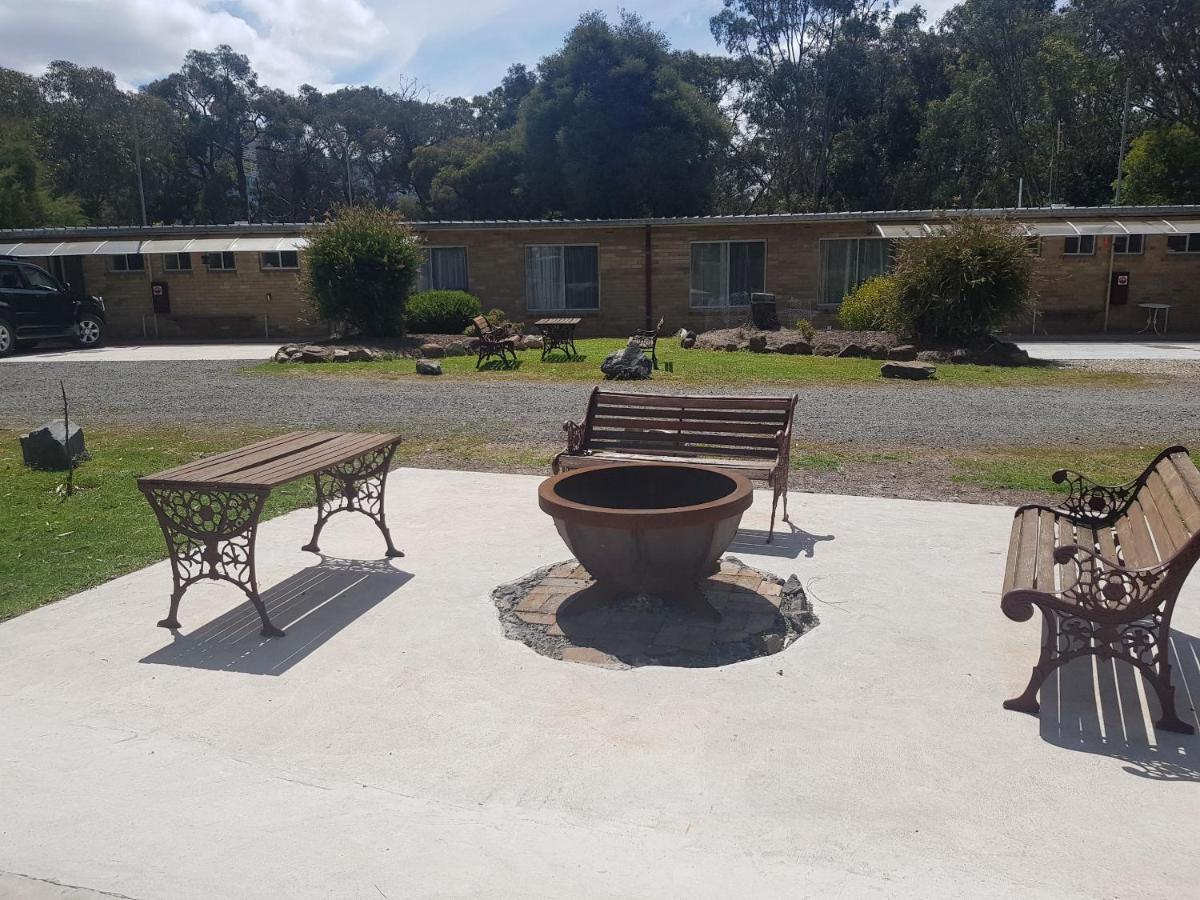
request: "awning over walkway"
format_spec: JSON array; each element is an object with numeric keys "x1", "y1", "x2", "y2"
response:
[
  {"x1": 139, "y1": 235, "x2": 308, "y2": 254},
  {"x1": 0, "y1": 239, "x2": 142, "y2": 257},
  {"x1": 874, "y1": 218, "x2": 1200, "y2": 239}
]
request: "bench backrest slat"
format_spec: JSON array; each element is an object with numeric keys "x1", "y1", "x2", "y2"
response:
[{"x1": 1117, "y1": 449, "x2": 1200, "y2": 567}]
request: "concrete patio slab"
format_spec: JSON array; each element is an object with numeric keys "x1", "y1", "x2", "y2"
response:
[
  {"x1": 0, "y1": 469, "x2": 1196, "y2": 899},
  {"x1": 1018, "y1": 339, "x2": 1200, "y2": 360}
]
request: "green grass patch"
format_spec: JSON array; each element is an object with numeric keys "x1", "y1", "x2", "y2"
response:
[
  {"x1": 249, "y1": 337, "x2": 1142, "y2": 389},
  {"x1": 948, "y1": 446, "x2": 1163, "y2": 493},
  {"x1": 0, "y1": 426, "x2": 314, "y2": 623}
]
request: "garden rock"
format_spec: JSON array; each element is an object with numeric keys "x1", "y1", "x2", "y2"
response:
[
  {"x1": 887, "y1": 344, "x2": 918, "y2": 361},
  {"x1": 917, "y1": 350, "x2": 952, "y2": 363},
  {"x1": 21, "y1": 420, "x2": 88, "y2": 471},
  {"x1": 950, "y1": 349, "x2": 972, "y2": 364},
  {"x1": 332, "y1": 348, "x2": 351, "y2": 362},
  {"x1": 748, "y1": 334, "x2": 769, "y2": 353},
  {"x1": 865, "y1": 342, "x2": 889, "y2": 360},
  {"x1": 416, "y1": 359, "x2": 442, "y2": 375},
  {"x1": 766, "y1": 334, "x2": 812, "y2": 355},
  {"x1": 442, "y1": 340, "x2": 469, "y2": 357},
  {"x1": 519, "y1": 335, "x2": 544, "y2": 351},
  {"x1": 600, "y1": 344, "x2": 652, "y2": 380},
  {"x1": 300, "y1": 345, "x2": 335, "y2": 363},
  {"x1": 681, "y1": 333, "x2": 696, "y2": 349},
  {"x1": 420, "y1": 343, "x2": 445, "y2": 359},
  {"x1": 836, "y1": 343, "x2": 870, "y2": 358},
  {"x1": 881, "y1": 361, "x2": 936, "y2": 380},
  {"x1": 346, "y1": 346, "x2": 379, "y2": 362},
  {"x1": 813, "y1": 344, "x2": 839, "y2": 356}
]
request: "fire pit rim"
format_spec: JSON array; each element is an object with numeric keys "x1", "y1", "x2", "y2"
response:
[{"x1": 538, "y1": 461, "x2": 754, "y2": 529}]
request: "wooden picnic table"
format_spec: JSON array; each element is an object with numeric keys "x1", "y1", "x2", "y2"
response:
[
  {"x1": 533, "y1": 316, "x2": 583, "y2": 360},
  {"x1": 138, "y1": 431, "x2": 403, "y2": 637}
]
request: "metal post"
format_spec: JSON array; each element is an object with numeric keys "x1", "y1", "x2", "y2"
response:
[
  {"x1": 1102, "y1": 234, "x2": 1116, "y2": 333},
  {"x1": 133, "y1": 128, "x2": 148, "y2": 226}
]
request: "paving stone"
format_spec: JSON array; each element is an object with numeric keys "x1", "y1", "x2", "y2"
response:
[
  {"x1": 516, "y1": 589, "x2": 554, "y2": 613},
  {"x1": 516, "y1": 611, "x2": 556, "y2": 625},
  {"x1": 561, "y1": 646, "x2": 619, "y2": 667},
  {"x1": 760, "y1": 581, "x2": 782, "y2": 597}
]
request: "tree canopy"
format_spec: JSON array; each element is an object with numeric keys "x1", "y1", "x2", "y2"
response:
[{"x1": 0, "y1": 2, "x2": 1196, "y2": 229}]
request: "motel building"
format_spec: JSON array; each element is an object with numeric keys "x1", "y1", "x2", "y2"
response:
[{"x1": 2, "y1": 204, "x2": 1199, "y2": 342}]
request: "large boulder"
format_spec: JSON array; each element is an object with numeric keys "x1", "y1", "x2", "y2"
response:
[
  {"x1": 836, "y1": 343, "x2": 870, "y2": 358},
  {"x1": 747, "y1": 334, "x2": 769, "y2": 353},
  {"x1": 416, "y1": 359, "x2": 442, "y2": 375},
  {"x1": 420, "y1": 343, "x2": 445, "y2": 359},
  {"x1": 518, "y1": 335, "x2": 544, "y2": 351},
  {"x1": 273, "y1": 343, "x2": 300, "y2": 363},
  {"x1": 299, "y1": 344, "x2": 335, "y2": 363},
  {"x1": 21, "y1": 420, "x2": 88, "y2": 471},
  {"x1": 442, "y1": 340, "x2": 470, "y2": 358},
  {"x1": 887, "y1": 344, "x2": 918, "y2": 361},
  {"x1": 600, "y1": 344, "x2": 652, "y2": 380},
  {"x1": 881, "y1": 361, "x2": 936, "y2": 380}
]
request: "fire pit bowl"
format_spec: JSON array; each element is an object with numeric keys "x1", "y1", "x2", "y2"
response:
[{"x1": 538, "y1": 462, "x2": 753, "y2": 618}]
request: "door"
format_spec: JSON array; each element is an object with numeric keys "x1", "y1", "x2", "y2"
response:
[{"x1": 15, "y1": 263, "x2": 74, "y2": 336}]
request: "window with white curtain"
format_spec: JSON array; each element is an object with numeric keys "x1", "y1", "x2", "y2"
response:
[
  {"x1": 525, "y1": 245, "x2": 599, "y2": 310},
  {"x1": 418, "y1": 247, "x2": 469, "y2": 291},
  {"x1": 817, "y1": 238, "x2": 892, "y2": 304},
  {"x1": 689, "y1": 241, "x2": 765, "y2": 308}
]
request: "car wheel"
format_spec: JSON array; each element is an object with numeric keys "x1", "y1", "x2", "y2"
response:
[
  {"x1": 0, "y1": 319, "x2": 14, "y2": 358},
  {"x1": 75, "y1": 316, "x2": 104, "y2": 348}
]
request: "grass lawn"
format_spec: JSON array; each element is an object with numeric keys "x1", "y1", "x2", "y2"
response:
[
  {"x1": 0, "y1": 422, "x2": 1166, "y2": 624},
  {"x1": 250, "y1": 337, "x2": 1143, "y2": 388}
]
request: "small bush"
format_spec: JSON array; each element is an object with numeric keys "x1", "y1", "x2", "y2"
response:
[
  {"x1": 793, "y1": 318, "x2": 815, "y2": 341},
  {"x1": 302, "y1": 205, "x2": 424, "y2": 337},
  {"x1": 838, "y1": 276, "x2": 907, "y2": 332},
  {"x1": 405, "y1": 290, "x2": 482, "y2": 334},
  {"x1": 892, "y1": 218, "x2": 1034, "y2": 342}
]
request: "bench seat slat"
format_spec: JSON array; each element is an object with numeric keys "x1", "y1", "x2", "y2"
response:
[
  {"x1": 588, "y1": 428, "x2": 781, "y2": 449},
  {"x1": 585, "y1": 440, "x2": 777, "y2": 460},
  {"x1": 1115, "y1": 501, "x2": 1160, "y2": 568},
  {"x1": 1035, "y1": 510, "x2": 1060, "y2": 593},
  {"x1": 1012, "y1": 509, "x2": 1039, "y2": 593},
  {"x1": 1002, "y1": 515, "x2": 1024, "y2": 595},
  {"x1": 1140, "y1": 477, "x2": 1187, "y2": 559}
]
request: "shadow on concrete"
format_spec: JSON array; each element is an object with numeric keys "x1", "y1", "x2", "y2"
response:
[
  {"x1": 141, "y1": 557, "x2": 411, "y2": 676},
  {"x1": 1039, "y1": 629, "x2": 1200, "y2": 781},
  {"x1": 728, "y1": 523, "x2": 834, "y2": 559}
]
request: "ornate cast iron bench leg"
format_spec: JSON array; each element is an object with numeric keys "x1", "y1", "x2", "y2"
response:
[
  {"x1": 142, "y1": 486, "x2": 284, "y2": 637},
  {"x1": 303, "y1": 441, "x2": 403, "y2": 559}
]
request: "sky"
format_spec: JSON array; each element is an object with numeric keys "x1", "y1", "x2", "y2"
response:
[{"x1": 0, "y1": 0, "x2": 962, "y2": 100}]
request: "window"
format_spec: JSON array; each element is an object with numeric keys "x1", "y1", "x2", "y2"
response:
[
  {"x1": 111, "y1": 254, "x2": 144, "y2": 272},
  {"x1": 525, "y1": 245, "x2": 599, "y2": 310},
  {"x1": 1167, "y1": 233, "x2": 1200, "y2": 254},
  {"x1": 18, "y1": 264, "x2": 61, "y2": 291},
  {"x1": 0, "y1": 263, "x2": 20, "y2": 289},
  {"x1": 817, "y1": 238, "x2": 891, "y2": 305},
  {"x1": 418, "y1": 247, "x2": 469, "y2": 292},
  {"x1": 206, "y1": 251, "x2": 236, "y2": 271},
  {"x1": 261, "y1": 250, "x2": 299, "y2": 270},
  {"x1": 1064, "y1": 235, "x2": 1095, "y2": 255},
  {"x1": 163, "y1": 253, "x2": 191, "y2": 272},
  {"x1": 689, "y1": 241, "x2": 766, "y2": 308},
  {"x1": 1113, "y1": 234, "x2": 1143, "y2": 255}
]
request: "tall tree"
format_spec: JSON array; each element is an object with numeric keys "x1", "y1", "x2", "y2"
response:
[
  {"x1": 1118, "y1": 124, "x2": 1200, "y2": 205},
  {"x1": 518, "y1": 11, "x2": 729, "y2": 218}
]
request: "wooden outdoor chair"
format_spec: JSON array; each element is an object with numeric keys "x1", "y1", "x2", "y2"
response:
[
  {"x1": 471, "y1": 315, "x2": 519, "y2": 369},
  {"x1": 629, "y1": 317, "x2": 665, "y2": 369}
]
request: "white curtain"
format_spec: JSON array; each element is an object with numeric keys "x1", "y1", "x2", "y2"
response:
[
  {"x1": 819, "y1": 238, "x2": 891, "y2": 304},
  {"x1": 431, "y1": 248, "x2": 468, "y2": 291},
  {"x1": 690, "y1": 242, "x2": 727, "y2": 307},
  {"x1": 526, "y1": 246, "x2": 564, "y2": 309}
]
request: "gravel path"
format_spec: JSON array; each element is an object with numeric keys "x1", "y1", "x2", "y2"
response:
[{"x1": 3, "y1": 360, "x2": 1198, "y2": 448}]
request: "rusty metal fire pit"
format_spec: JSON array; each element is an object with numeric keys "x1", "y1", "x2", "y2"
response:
[{"x1": 538, "y1": 462, "x2": 753, "y2": 619}]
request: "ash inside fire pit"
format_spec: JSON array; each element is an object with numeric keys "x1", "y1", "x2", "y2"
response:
[{"x1": 492, "y1": 557, "x2": 818, "y2": 669}]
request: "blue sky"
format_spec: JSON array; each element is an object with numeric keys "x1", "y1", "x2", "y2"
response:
[{"x1": 0, "y1": 0, "x2": 960, "y2": 99}]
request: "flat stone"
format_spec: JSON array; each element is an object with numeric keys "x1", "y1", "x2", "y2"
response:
[
  {"x1": 416, "y1": 359, "x2": 442, "y2": 375},
  {"x1": 887, "y1": 344, "x2": 918, "y2": 361},
  {"x1": 20, "y1": 420, "x2": 87, "y2": 471},
  {"x1": 881, "y1": 361, "x2": 936, "y2": 380},
  {"x1": 420, "y1": 343, "x2": 445, "y2": 358}
]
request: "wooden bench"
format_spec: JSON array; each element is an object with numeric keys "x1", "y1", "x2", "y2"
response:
[
  {"x1": 629, "y1": 317, "x2": 664, "y2": 369},
  {"x1": 1001, "y1": 446, "x2": 1200, "y2": 733},
  {"x1": 139, "y1": 431, "x2": 402, "y2": 637},
  {"x1": 553, "y1": 388, "x2": 798, "y2": 541}
]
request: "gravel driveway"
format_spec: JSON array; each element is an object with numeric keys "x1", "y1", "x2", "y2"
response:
[{"x1": 3, "y1": 359, "x2": 1198, "y2": 448}]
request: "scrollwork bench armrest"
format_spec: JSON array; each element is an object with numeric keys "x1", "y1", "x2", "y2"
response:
[
  {"x1": 1047, "y1": 467, "x2": 1141, "y2": 525},
  {"x1": 562, "y1": 419, "x2": 587, "y2": 454}
]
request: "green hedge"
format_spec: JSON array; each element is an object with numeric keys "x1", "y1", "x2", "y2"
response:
[
  {"x1": 405, "y1": 290, "x2": 483, "y2": 334},
  {"x1": 838, "y1": 276, "x2": 908, "y2": 332}
]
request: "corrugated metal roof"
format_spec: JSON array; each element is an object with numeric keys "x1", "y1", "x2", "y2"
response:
[{"x1": 1, "y1": 204, "x2": 1198, "y2": 243}]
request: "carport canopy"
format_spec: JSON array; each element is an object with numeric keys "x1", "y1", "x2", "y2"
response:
[{"x1": 0, "y1": 239, "x2": 141, "y2": 256}]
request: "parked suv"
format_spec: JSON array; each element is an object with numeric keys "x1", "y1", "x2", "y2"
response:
[{"x1": 0, "y1": 255, "x2": 106, "y2": 357}]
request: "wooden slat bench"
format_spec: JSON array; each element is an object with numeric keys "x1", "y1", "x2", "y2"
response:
[
  {"x1": 138, "y1": 431, "x2": 403, "y2": 637},
  {"x1": 1001, "y1": 446, "x2": 1200, "y2": 733},
  {"x1": 552, "y1": 388, "x2": 798, "y2": 540}
]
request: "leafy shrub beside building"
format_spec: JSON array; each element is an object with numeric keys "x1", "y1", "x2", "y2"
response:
[
  {"x1": 405, "y1": 290, "x2": 483, "y2": 334},
  {"x1": 303, "y1": 205, "x2": 424, "y2": 337}
]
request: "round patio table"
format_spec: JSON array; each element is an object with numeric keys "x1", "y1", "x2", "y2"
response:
[{"x1": 1137, "y1": 303, "x2": 1171, "y2": 335}]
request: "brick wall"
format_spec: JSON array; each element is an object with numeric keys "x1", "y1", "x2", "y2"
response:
[
  {"x1": 73, "y1": 252, "x2": 321, "y2": 342},
  {"x1": 21, "y1": 219, "x2": 1200, "y2": 341}
]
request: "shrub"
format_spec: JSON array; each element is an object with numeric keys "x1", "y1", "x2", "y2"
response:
[
  {"x1": 793, "y1": 318, "x2": 815, "y2": 341},
  {"x1": 838, "y1": 276, "x2": 907, "y2": 332},
  {"x1": 892, "y1": 218, "x2": 1034, "y2": 342},
  {"x1": 405, "y1": 290, "x2": 482, "y2": 334},
  {"x1": 302, "y1": 205, "x2": 424, "y2": 337}
]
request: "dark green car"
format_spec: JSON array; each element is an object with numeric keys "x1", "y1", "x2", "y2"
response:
[{"x1": 0, "y1": 255, "x2": 106, "y2": 357}]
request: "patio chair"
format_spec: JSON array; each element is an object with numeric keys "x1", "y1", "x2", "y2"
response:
[
  {"x1": 629, "y1": 317, "x2": 665, "y2": 369},
  {"x1": 471, "y1": 315, "x2": 519, "y2": 369}
]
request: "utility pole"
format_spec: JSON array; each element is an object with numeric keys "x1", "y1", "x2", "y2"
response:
[
  {"x1": 133, "y1": 125, "x2": 148, "y2": 226},
  {"x1": 345, "y1": 142, "x2": 354, "y2": 204},
  {"x1": 1047, "y1": 120, "x2": 1063, "y2": 205},
  {"x1": 1114, "y1": 75, "x2": 1132, "y2": 204}
]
